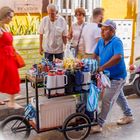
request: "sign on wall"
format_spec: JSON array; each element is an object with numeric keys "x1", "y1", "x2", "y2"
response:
[
  {"x1": 13, "y1": 0, "x2": 42, "y2": 13},
  {"x1": 0, "y1": 0, "x2": 43, "y2": 13}
]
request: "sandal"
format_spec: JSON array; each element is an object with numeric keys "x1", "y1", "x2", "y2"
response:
[{"x1": 0, "y1": 101, "x2": 5, "y2": 105}]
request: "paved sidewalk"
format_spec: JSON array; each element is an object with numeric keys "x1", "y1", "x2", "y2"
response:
[{"x1": 0, "y1": 83, "x2": 44, "y2": 120}]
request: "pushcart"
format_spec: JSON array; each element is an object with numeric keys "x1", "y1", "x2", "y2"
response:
[{"x1": 0, "y1": 73, "x2": 98, "y2": 140}]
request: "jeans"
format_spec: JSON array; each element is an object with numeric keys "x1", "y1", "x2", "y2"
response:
[
  {"x1": 44, "y1": 52, "x2": 64, "y2": 61},
  {"x1": 98, "y1": 79, "x2": 133, "y2": 126}
]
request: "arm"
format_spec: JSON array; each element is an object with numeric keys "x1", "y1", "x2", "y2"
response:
[
  {"x1": 0, "y1": 28, "x2": 3, "y2": 37},
  {"x1": 62, "y1": 18, "x2": 68, "y2": 45},
  {"x1": 92, "y1": 53, "x2": 100, "y2": 62},
  {"x1": 67, "y1": 26, "x2": 73, "y2": 40},
  {"x1": 92, "y1": 40, "x2": 100, "y2": 62},
  {"x1": 38, "y1": 17, "x2": 46, "y2": 55},
  {"x1": 62, "y1": 35, "x2": 67, "y2": 45},
  {"x1": 95, "y1": 37, "x2": 100, "y2": 43},
  {"x1": 99, "y1": 54, "x2": 122, "y2": 71},
  {"x1": 39, "y1": 34, "x2": 44, "y2": 55}
]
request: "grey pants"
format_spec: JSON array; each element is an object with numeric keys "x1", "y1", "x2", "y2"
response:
[{"x1": 98, "y1": 79, "x2": 133, "y2": 126}]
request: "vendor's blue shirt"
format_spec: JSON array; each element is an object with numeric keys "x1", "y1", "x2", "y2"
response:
[{"x1": 94, "y1": 35, "x2": 127, "y2": 80}]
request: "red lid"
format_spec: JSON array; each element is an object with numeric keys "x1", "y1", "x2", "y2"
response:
[
  {"x1": 48, "y1": 70, "x2": 56, "y2": 76},
  {"x1": 57, "y1": 69, "x2": 64, "y2": 75}
]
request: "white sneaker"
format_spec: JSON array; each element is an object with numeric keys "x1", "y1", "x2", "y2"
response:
[
  {"x1": 117, "y1": 116, "x2": 134, "y2": 125},
  {"x1": 90, "y1": 125, "x2": 103, "y2": 134}
]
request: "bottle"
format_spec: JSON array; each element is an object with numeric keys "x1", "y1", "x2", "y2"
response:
[
  {"x1": 74, "y1": 68, "x2": 84, "y2": 92},
  {"x1": 56, "y1": 69, "x2": 67, "y2": 94},
  {"x1": 82, "y1": 66, "x2": 91, "y2": 91},
  {"x1": 45, "y1": 70, "x2": 56, "y2": 95},
  {"x1": 65, "y1": 69, "x2": 75, "y2": 93}
]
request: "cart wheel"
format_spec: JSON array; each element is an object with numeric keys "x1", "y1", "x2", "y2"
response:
[
  {"x1": 62, "y1": 113, "x2": 91, "y2": 140},
  {"x1": 0, "y1": 115, "x2": 31, "y2": 140}
]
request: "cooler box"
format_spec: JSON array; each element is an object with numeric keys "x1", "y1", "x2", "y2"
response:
[{"x1": 31, "y1": 96, "x2": 76, "y2": 129}]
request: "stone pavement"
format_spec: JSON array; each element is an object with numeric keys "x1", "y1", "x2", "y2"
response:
[{"x1": 0, "y1": 83, "x2": 45, "y2": 120}]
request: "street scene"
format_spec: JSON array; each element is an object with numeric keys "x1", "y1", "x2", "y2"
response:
[{"x1": 0, "y1": 0, "x2": 140, "y2": 140}]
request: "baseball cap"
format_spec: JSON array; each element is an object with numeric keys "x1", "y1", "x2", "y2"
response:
[{"x1": 98, "y1": 19, "x2": 116, "y2": 30}]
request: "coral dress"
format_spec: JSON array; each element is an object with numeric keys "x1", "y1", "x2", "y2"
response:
[{"x1": 0, "y1": 32, "x2": 20, "y2": 94}]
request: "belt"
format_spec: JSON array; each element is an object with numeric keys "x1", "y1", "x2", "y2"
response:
[{"x1": 110, "y1": 78, "x2": 123, "y2": 81}]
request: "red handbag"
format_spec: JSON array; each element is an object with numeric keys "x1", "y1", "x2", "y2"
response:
[{"x1": 15, "y1": 52, "x2": 25, "y2": 68}]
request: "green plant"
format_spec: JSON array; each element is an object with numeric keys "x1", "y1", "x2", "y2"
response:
[{"x1": 9, "y1": 14, "x2": 41, "y2": 35}]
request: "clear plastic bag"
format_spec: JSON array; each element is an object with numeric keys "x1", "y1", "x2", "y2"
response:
[
  {"x1": 64, "y1": 43, "x2": 75, "y2": 59},
  {"x1": 100, "y1": 72, "x2": 111, "y2": 88}
]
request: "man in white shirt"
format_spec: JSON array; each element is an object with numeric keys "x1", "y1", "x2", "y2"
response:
[
  {"x1": 82, "y1": 8, "x2": 104, "y2": 57},
  {"x1": 39, "y1": 4, "x2": 67, "y2": 61}
]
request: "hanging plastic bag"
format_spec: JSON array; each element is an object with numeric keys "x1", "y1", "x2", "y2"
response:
[
  {"x1": 24, "y1": 104, "x2": 36, "y2": 119},
  {"x1": 100, "y1": 72, "x2": 111, "y2": 88},
  {"x1": 64, "y1": 43, "x2": 74, "y2": 59},
  {"x1": 63, "y1": 43, "x2": 75, "y2": 69},
  {"x1": 86, "y1": 83, "x2": 100, "y2": 112}
]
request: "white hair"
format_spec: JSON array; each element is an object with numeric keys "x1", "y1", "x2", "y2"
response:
[{"x1": 47, "y1": 3, "x2": 58, "y2": 12}]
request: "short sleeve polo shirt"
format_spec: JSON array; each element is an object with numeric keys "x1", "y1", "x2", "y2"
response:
[{"x1": 94, "y1": 36, "x2": 127, "y2": 80}]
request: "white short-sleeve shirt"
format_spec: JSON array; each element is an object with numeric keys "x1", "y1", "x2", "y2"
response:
[
  {"x1": 82, "y1": 23, "x2": 101, "y2": 54},
  {"x1": 38, "y1": 15, "x2": 67, "y2": 54}
]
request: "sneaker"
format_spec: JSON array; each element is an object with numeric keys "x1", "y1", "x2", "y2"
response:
[
  {"x1": 90, "y1": 125, "x2": 103, "y2": 134},
  {"x1": 117, "y1": 116, "x2": 134, "y2": 125}
]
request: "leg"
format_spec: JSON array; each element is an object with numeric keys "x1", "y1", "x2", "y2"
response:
[
  {"x1": 116, "y1": 89, "x2": 132, "y2": 116},
  {"x1": 7, "y1": 95, "x2": 22, "y2": 109},
  {"x1": 91, "y1": 80, "x2": 125, "y2": 133},
  {"x1": 98, "y1": 80, "x2": 125, "y2": 126},
  {"x1": 0, "y1": 100, "x2": 5, "y2": 105},
  {"x1": 116, "y1": 89, "x2": 133, "y2": 125},
  {"x1": 55, "y1": 53, "x2": 64, "y2": 60},
  {"x1": 44, "y1": 52, "x2": 53, "y2": 61}
]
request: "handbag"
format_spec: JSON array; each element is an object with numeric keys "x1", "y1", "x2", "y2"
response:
[
  {"x1": 15, "y1": 52, "x2": 25, "y2": 68},
  {"x1": 71, "y1": 23, "x2": 86, "y2": 57}
]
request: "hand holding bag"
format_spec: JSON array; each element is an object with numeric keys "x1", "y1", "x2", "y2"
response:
[{"x1": 15, "y1": 51, "x2": 25, "y2": 68}]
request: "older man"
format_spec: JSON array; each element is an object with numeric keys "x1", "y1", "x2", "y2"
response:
[
  {"x1": 91, "y1": 19, "x2": 133, "y2": 133},
  {"x1": 39, "y1": 3, "x2": 67, "y2": 61}
]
